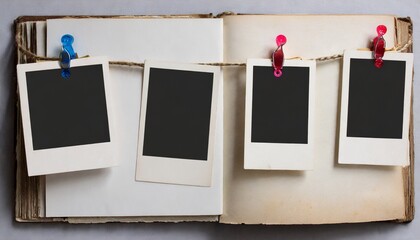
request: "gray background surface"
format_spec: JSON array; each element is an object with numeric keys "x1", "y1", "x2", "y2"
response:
[{"x1": 0, "y1": 0, "x2": 419, "y2": 239}]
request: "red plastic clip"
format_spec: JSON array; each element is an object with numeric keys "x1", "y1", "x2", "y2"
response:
[
  {"x1": 272, "y1": 35, "x2": 287, "y2": 77},
  {"x1": 371, "y1": 25, "x2": 387, "y2": 68}
]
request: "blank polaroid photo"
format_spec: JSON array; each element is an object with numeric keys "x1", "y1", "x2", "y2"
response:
[
  {"x1": 136, "y1": 61, "x2": 220, "y2": 186},
  {"x1": 338, "y1": 50, "x2": 413, "y2": 166},
  {"x1": 17, "y1": 57, "x2": 117, "y2": 176},
  {"x1": 244, "y1": 59, "x2": 316, "y2": 170}
]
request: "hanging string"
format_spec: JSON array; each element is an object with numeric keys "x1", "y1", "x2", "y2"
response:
[{"x1": 15, "y1": 24, "x2": 412, "y2": 68}]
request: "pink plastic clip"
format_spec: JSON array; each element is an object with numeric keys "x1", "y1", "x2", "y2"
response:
[
  {"x1": 272, "y1": 34, "x2": 287, "y2": 77},
  {"x1": 371, "y1": 25, "x2": 387, "y2": 68}
]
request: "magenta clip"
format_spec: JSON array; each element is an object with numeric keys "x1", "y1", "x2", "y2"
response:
[
  {"x1": 272, "y1": 34, "x2": 287, "y2": 78},
  {"x1": 371, "y1": 25, "x2": 387, "y2": 68}
]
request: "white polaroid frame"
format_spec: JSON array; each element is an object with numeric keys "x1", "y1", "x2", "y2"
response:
[
  {"x1": 136, "y1": 60, "x2": 220, "y2": 186},
  {"x1": 244, "y1": 59, "x2": 316, "y2": 170},
  {"x1": 338, "y1": 50, "x2": 413, "y2": 166},
  {"x1": 17, "y1": 57, "x2": 118, "y2": 176}
]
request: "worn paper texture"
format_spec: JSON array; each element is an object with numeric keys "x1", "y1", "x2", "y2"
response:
[
  {"x1": 45, "y1": 18, "x2": 223, "y2": 217},
  {"x1": 221, "y1": 15, "x2": 406, "y2": 224}
]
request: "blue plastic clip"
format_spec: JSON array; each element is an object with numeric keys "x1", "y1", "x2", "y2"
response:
[{"x1": 59, "y1": 34, "x2": 78, "y2": 79}]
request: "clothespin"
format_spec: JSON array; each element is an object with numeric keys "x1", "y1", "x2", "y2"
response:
[
  {"x1": 272, "y1": 34, "x2": 287, "y2": 77},
  {"x1": 371, "y1": 25, "x2": 387, "y2": 68},
  {"x1": 59, "y1": 34, "x2": 78, "y2": 79}
]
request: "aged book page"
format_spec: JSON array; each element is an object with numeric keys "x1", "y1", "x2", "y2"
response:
[
  {"x1": 43, "y1": 18, "x2": 224, "y2": 218},
  {"x1": 16, "y1": 16, "x2": 223, "y2": 222},
  {"x1": 221, "y1": 15, "x2": 407, "y2": 224}
]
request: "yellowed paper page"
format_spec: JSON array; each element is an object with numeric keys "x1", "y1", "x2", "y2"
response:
[{"x1": 221, "y1": 15, "x2": 406, "y2": 224}]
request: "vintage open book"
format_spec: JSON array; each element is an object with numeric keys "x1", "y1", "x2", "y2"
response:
[{"x1": 14, "y1": 13, "x2": 414, "y2": 224}]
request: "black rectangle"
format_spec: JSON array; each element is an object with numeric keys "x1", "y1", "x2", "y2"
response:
[
  {"x1": 251, "y1": 66, "x2": 310, "y2": 144},
  {"x1": 26, "y1": 64, "x2": 110, "y2": 150},
  {"x1": 142, "y1": 68, "x2": 214, "y2": 161},
  {"x1": 346, "y1": 59, "x2": 406, "y2": 139}
]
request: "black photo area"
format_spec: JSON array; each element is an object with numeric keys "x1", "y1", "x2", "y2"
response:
[
  {"x1": 26, "y1": 65, "x2": 110, "y2": 150},
  {"x1": 251, "y1": 66, "x2": 310, "y2": 144},
  {"x1": 347, "y1": 59, "x2": 406, "y2": 139},
  {"x1": 143, "y1": 68, "x2": 214, "y2": 161}
]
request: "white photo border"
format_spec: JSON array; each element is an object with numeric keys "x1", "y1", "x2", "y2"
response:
[
  {"x1": 338, "y1": 50, "x2": 413, "y2": 166},
  {"x1": 136, "y1": 60, "x2": 220, "y2": 186},
  {"x1": 244, "y1": 59, "x2": 316, "y2": 170},
  {"x1": 17, "y1": 56, "x2": 118, "y2": 176}
]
